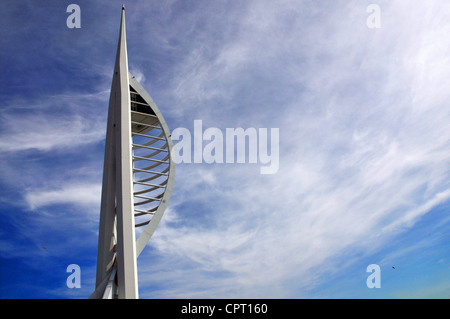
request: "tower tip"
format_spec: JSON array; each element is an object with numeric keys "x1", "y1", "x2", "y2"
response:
[{"x1": 122, "y1": 4, "x2": 125, "y2": 10}]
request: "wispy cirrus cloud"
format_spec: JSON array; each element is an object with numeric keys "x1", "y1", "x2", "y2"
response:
[
  {"x1": 0, "y1": 90, "x2": 109, "y2": 153},
  {"x1": 0, "y1": 114, "x2": 104, "y2": 153},
  {"x1": 134, "y1": 0, "x2": 450, "y2": 298},
  {"x1": 24, "y1": 183, "x2": 101, "y2": 211}
]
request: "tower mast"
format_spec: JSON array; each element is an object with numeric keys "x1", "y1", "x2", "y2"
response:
[
  {"x1": 91, "y1": 6, "x2": 176, "y2": 299},
  {"x1": 95, "y1": 5, "x2": 138, "y2": 299}
]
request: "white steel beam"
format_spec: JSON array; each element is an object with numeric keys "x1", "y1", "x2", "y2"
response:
[{"x1": 113, "y1": 6, "x2": 138, "y2": 299}]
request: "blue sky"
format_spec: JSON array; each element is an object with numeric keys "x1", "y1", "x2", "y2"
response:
[{"x1": 0, "y1": 0, "x2": 449, "y2": 298}]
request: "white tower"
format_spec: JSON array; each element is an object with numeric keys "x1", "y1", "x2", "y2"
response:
[{"x1": 90, "y1": 6, "x2": 175, "y2": 299}]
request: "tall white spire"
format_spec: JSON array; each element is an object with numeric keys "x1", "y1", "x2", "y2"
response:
[
  {"x1": 93, "y1": 6, "x2": 138, "y2": 299},
  {"x1": 113, "y1": 5, "x2": 139, "y2": 299},
  {"x1": 91, "y1": 5, "x2": 175, "y2": 299}
]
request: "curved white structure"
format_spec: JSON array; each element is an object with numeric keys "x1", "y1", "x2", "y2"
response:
[
  {"x1": 90, "y1": 6, "x2": 175, "y2": 299},
  {"x1": 129, "y1": 74, "x2": 176, "y2": 257}
]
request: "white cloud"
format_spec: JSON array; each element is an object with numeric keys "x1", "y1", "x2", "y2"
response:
[
  {"x1": 130, "y1": 67, "x2": 146, "y2": 84},
  {"x1": 383, "y1": 189, "x2": 450, "y2": 233},
  {"x1": 0, "y1": 115, "x2": 105, "y2": 153},
  {"x1": 0, "y1": 91, "x2": 108, "y2": 153},
  {"x1": 24, "y1": 183, "x2": 101, "y2": 211},
  {"x1": 135, "y1": 0, "x2": 450, "y2": 298}
]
